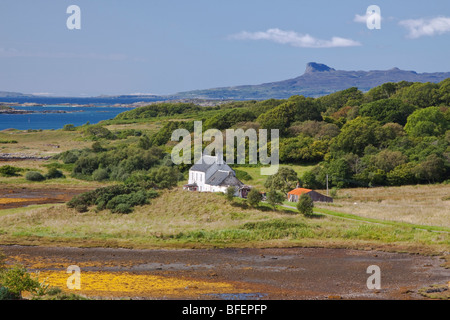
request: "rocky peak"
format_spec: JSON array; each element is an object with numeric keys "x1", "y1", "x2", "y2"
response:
[{"x1": 304, "y1": 62, "x2": 336, "y2": 74}]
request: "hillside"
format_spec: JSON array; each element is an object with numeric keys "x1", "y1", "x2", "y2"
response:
[{"x1": 169, "y1": 62, "x2": 450, "y2": 99}]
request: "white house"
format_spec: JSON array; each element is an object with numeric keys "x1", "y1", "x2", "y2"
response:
[{"x1": 183, "y1": 155, "x2": 243, "y2": 195}]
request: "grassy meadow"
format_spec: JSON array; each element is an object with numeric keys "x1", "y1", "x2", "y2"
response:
[
  {"x1": 0, "y1": 188, "x2": 448, "y2": 254},
  {"x1": 0, "y1": 120, "x2": 448, "y2": 256}
]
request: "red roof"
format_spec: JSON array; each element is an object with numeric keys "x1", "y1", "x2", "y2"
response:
[{"x1": 287, "y1": 188, "x2": 312, "y2": 196}]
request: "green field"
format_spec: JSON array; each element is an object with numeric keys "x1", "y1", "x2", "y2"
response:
[{"x1": 0, "y1": 188, "x2": 448, "y2": 255}]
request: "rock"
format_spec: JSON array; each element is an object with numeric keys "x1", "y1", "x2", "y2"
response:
[{"x1": 305, "y1": 62, "x2": 336, "y2": 74}]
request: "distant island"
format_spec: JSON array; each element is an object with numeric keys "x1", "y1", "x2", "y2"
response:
[
  {"x1": 167, "y1": 62, "x2": 450, "y2": 100},
  {"x1": 2, "y1": 62, "x2": 450, "y2": 101}
]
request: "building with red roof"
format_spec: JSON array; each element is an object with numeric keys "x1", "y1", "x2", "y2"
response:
[{"x1": 287, "y1": 188, "x2": 333, "y2": 203}]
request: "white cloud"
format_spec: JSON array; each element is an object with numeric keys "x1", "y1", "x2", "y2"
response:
[
  {"x1": 399, "y1": 16, "x2": 450, "y2": 38},
  {"x1": 354, "y1": 12, "x2": 382, "y2": 24},
  {"x1": 228, "y1": 28, "x2": 361, "y2": 48}
]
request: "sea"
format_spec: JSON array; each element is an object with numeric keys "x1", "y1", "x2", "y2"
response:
[{"x1": 0, "y1": 96, "x2": 165, "y2": 130}]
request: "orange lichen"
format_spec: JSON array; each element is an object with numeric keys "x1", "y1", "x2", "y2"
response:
[
  {"x1": 0, "y1": 198, "x2": 41, "y2": 204},
  {"x1": 38, "y1": 271, "x2": 244, "y2": 298}
]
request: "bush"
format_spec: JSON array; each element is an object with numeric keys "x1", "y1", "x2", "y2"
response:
[
  {"x1": 61, "y1": 150, "x2": 79, "y2": 164},
  {"x1": 0, "y1": 286, "x2": 20, "y2": 300},
  {"x1": 112, "y1": 203, "x2": 132, "y2": 214},
  {"x1": 0, "y1": 265, "x2": 45, "y2": 298},
  {"x1": 45, "y1": 168, "x2": 65, "y2": 180},
  {"x1": 225, "y1": 186, "x2": 236, "y2": 201},
  {"x1": 234, "y1": 169, "x2": 253, "y2": 181},
  {"x1": 91, "y1": 142, "x2": 105, "y2": 153},
  {"x1": 67, "y1": 183, "x2": 158, "y2": 214},
  {"x1": 92, "y1": 168, "x2": 109, "y2": 181},
  {"x1": 62, "y1": 124, "x2": 76, "y2": 131},
  {"x1": 247, "y1": 188, "x2": 261, "y2": 207},
  {"x1": 329, "y1": 187, "x2": 338, "y2": 198},
  {"x1": 84, "y1": 125, "x2": 115, "y2": 140},
  {"x1": 297, "y1": 194, "x2": 314, "y2": 216},
  {"x1": 74, "y1": 204, "x2": 88, "y2": 213},
  {"x1": 266, "y1": 189, "x2": 285, "y2": 209},
  {"x1": 0, "y1": 165, "x2": 22, "y2": 177},
  {"x1": 25, "y1": 171, "x2": 45, "y2": 182}
]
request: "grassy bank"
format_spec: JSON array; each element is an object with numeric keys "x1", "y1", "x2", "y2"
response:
[{"x1": 0, "y1": 189, "x2": 447, "y2": 254}]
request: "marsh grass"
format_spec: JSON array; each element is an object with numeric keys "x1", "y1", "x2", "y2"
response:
[
  {"x1": 0, "y1": 130, "x2": 90, "y2": 156},
  {"x1": 316, "y1": 184, "x2": 450, "y2": 228},
  {"x1": 0, "y1": 189, "x2": 447, "y2": 253}
]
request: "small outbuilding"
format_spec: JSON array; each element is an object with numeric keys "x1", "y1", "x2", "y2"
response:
[{"x1": 287, "y1": 188, "x2": 333, "y2": 203}]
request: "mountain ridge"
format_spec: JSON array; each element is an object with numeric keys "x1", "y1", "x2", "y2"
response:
[
  {"x1": 168, "y1": 62, "x2": 450, "y2": 100},
  {"x1": 2, "y1": 63, "x2": 450, "y2": 101}
]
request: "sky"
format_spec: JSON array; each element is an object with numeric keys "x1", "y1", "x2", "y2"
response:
[{"x1": 0, "y1": 0, "x2": 449, "y2": 96}]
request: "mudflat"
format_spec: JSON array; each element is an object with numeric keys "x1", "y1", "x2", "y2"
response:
[{"x1": 1, "y1": 245, "x2": 448, "y2": 300}]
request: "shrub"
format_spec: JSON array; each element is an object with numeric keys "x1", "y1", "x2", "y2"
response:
[
  {"x1": 0, "y1": 265, "x2": 44, "y2": 298},
  {"x1": 112, "y1": 203, "x2": 132, "y2": 214},
  {"x1": 0, "y1": 286, "x2": 20, "y2": 300},
  {"x1": 225, "y1": 186, "x2": 236, "y2": 201},
  {"x1": 297, "y1": 194, "x2": 314, "y2": 216},
  {"x1": 266, "y1": 189, "x2": 285, "y2": 209},
  {"x1": 329, "y1": 187, "x2": 338, "y2": 198},
  {"x1": 25, "y1": 171, "x2": 45, "y2": 182},
  {"x1": 91, "y1": 142, "x2": 105, "y2": 153},
  {"x1": 92, "y1": 168, "x2": 109, "y2": 181},
  {"x1": 67, "y1": 183, "x2": 158, "y2": 214},
  {"x1": 74, "y1": 204, "x2": 88, "y2": 213},
  {"x1": 62, "y1": 124, "x2": 76, "y2": 131},
  {"x1": 84, "y1": 125, "x2": 115, "y2": 140},
  {"x1": 247, "y1": 188, "x2": 261, "y2": 207},
  {"x1": 0, "y1": 165, "x2": 22, "y2": 177},
  {"x1": 61, "y1": 150, "x2": 79, "y2": 164},
  {"x1": 45, "y1": 168, "x2": 65, "y2": 179},
  {"x1": 234, "y1": 169, "x2": 253, "y2": 181}
]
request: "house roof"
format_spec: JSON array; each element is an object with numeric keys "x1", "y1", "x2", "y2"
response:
[
  {"x1": 288, "y1": 188, "x2": 312, "y2": 196},
  {"x1": 190, "y1": 155, "x2": 233, "y2": 173},
  {"x1": 206, "y1": 170, "x2": 230, "y2": 186}
]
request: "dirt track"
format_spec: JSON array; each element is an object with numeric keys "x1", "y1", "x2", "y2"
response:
[{"x1": 1, "y1": 245, "x2": 448, "y2": 300}]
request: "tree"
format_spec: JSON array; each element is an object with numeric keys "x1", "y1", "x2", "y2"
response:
[
  {"x1": 386, "y1": 163, "x2": 416, "y2": 186},
  {"x1": 318, "y1": 87, "x2": 363, "y2": 114},
  {"x1": 147, "y1": 166, "x2": 182, "y2": 189},
  {"x1": 264, "y1": 167, "x2": 299, "y2": 194},
  {"x1": 266, "y1": 189, "x2": 285, "y2": 210},
  {"x1": 297, "y1": 194, "x2": 314, "y2": 217},
  {"x1": 394, "y1": 82, "x2": 440, "y2": 108},
  {"x1": 257, "y1": 96, "x2": 322, "y2": 135},
  {"x1": 438, "y1": 78, "x2": 450, "y2": 105},
  {"x1": 225, "y1": 186, "x2": 236, "y2": 201},
  {"x1": 404, "y1": 107, "x2": 448, "y2": 137},
  {"x1": 247, "y1": 188, "x2": 261, "y2": 207},
  {"x1": 364, "y1": 82, "x2": 399, "y2": 102},
  {"x1": 412, "y1": 154, "x2": 446, "y2": 183},
  {"x1": 359, "y1": 99, "x2": 416, "y2": 125},
  {"x1": 326, "y1": 158, "x2": 352, "y2": 188},
  {"x1": 332, "y1": 117, "x2": 384, "y2": 156},
  {"x1": 371, "y1": 150, "x2": 407, "y2": 172}
]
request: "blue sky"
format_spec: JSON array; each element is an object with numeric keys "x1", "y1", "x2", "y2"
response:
[{"x1": 0, "y1": 0, "x2": 449, "y2": 96}]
